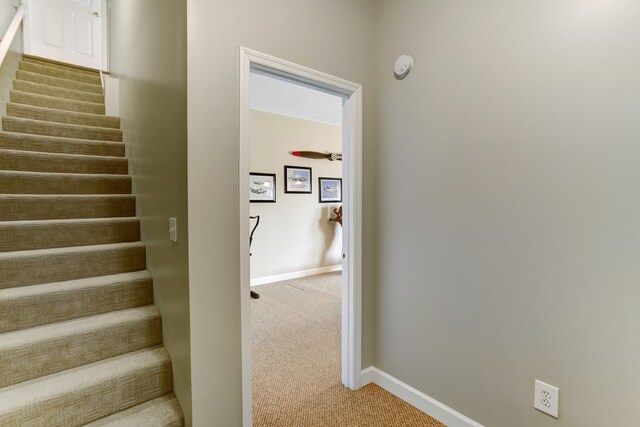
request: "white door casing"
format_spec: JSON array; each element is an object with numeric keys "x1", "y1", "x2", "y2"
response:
[
  {"x1": 239, "y1": 47, "x2": 363, "y2": 427},
  {"x1": 24, "y1": 0, "x2": 103, "y2": 70}
]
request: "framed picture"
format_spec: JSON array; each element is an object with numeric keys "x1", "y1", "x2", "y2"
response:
[
  {"x1": 284, "y1": 166, "x2": 312, "y2": 194},
  {"x1": 249, "y1": 172, "x2": 276, "y2": 203},
  {"x1": 318, "y1": 177, "x2": 342, "y2": 203}
]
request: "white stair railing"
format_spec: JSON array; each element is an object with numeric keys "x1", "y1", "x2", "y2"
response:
[{"x1": 0, "y1": 3, "x2": 25, "y2": 68}]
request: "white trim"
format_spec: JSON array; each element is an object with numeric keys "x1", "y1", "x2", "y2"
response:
[
  {"x1": 361, "y1": 367, "x2": 485, "y2": 427},
  {"x1": 0, "y1": 4, "x2": 25, "y2": 68},
  {"x1": 340, "y1": 78, "x2": 363, "y2": 391},
  {"x1": 101, "y1": 0, "x2": 109, "y2": 71},
  {"x1": 240, "y1": 46, "x2": 363, "y2": 426},
  {"x1": 250, "y1": 265, "x2": 342, "y2": 287},
  {"x1": 239, "y1": 47, "x2": 252, "y2": 427},
  {"x1": 23, "y1": 0, "x2": 32, "y2": 55}
]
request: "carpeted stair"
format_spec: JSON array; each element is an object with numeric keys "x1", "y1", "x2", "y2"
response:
[{"x1": 0, "y1": 55, "x2": 184, "y2": 426}]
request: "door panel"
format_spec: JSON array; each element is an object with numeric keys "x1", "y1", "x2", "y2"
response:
[
  {"x1": 25, "y1": 0, "x2": 103, "y2": 70},
  {"x1": 42, "y1": 5, "x2": 63, "y2": 47},
  {"x1": 72, "y1": 13, "x2": 93, "y2": 56}
]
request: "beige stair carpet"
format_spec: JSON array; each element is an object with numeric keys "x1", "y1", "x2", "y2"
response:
[
  {"x1": 0, "y1": 55, "x2": 183, "y2": 425},
  {"x1": 252, "y1": 272, "x2": 446, "y2": 427},
  {"x1": 0, "y1": 132, "x2": 125, "y2": 157}
]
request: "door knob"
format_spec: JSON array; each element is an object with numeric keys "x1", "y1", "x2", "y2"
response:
[{"x1": 93, "y1": 11, "x2": 99, "y2": 17}]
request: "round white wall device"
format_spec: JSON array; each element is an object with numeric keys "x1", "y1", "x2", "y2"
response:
[{"x1": 394, "y1": 55, "x2": 414, "y2": 79}]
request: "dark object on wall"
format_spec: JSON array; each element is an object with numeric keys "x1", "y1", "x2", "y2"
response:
[
  {"x1": 330, "y1": 206, "x2": 343, "y2": 226},
  {"x1": 318, "y1": 177, "x2": 342, "y2": 203},
  {"x1": 249, "y1": 172, "x2": 276, "y2": 203},
  {"x1": 291, "y1": 151, "x2": 342, "y2": 161},
  {"x1": 284, "y1": 165, "x2": 312, "y2": 193},
  {"x1": 250, "y1": 215, "x2": 261, "y2": 299}
]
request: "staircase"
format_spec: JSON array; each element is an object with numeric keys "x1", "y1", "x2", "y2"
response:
[{"x1": 0, "y1": 56, "x2": 184, "y2": 426}]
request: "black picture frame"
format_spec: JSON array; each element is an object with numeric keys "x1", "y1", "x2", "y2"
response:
[
  {"x1": 284, "y1": 166, "x2": 312, "y2": 194},
  {"x1": 249, "y1": 172, "x2": 276, "y2": 203},
  {"x1": 318, "y1": 177, "x2": 342, "y2": 203}
]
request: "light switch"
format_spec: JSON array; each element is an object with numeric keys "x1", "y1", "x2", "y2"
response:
[{"x1": 169, "y1": 217, "x2": 177, "y2": 242}]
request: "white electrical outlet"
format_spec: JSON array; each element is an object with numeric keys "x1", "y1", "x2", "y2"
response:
[
  {"x1": 534, "y1": 380, "x2": 559, "y2": 418},
  {"x1": 169, "y1": 217, "x2": 177, "y2": 242}
]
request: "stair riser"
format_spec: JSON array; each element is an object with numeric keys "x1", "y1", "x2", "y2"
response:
[
  {"x1": 0, "y1": 196, "x2": 135, "y2": 220},
  {"x1": 19, "y1": 61, "x2": 102, "y2": 86},
  {"x1": 0, "y1": 275, "x2": 153, "y2": 334},
  {"x1": 0, "y1": 355, "x2": 172, "y2": 427},
  {"x1": 0, "y1": 172, "x2": 131, "y2": 195},
  {"x1": 0, "y1": 220, "x2": 140, "y2": 252},
  {"x1": 0, "y1": 314, "x2": 161, "y2": 387},
  {"x1": 0, "y1": 245, "x2": 146, "y2": 289},
  {"x1": 13, "y1": 80, "x2": 104, "y2": 103},
  {"x1": 0, "y1": 150, "x2": 128, "y2": 175},
  {"x1": 85, "y1": 394, "x2": 184, "y2": 427},
  {"x1": 16, "y1": 70, "x2": 103, "y2": 94},
  {"x1": 0, "y1": 133, "x2": 124, "y2": 157},
  {"x1": 11, "y1": 90, "x2": 105, "y2": 115},
  {"x1": 23, "y1": 56, "x2": 100, "y2": 76},
  {"x1": 3, "y1": 118, "x2": 122, "y2": 141},
  {"x1": 7, "y1": 104, "x2": 120, "y2": 129}
]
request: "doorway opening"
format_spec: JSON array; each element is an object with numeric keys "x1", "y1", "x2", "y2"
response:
[{"x1": 239, "y1": 48, "x2": 363, "y2": 426}]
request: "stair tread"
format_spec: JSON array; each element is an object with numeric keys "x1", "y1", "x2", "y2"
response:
[
  {"x1": 15, "y1": 70, "x2": 103, "y2": 94},
  {"x1": 0, "y1": 194, "x2": 136, "y2": 221},
  {"x1": 0, "y1": 305, "x2": 161, "y2": 388},
  {"x1": 0, "y1": 306, "x2": 160, "y2": 348},
  {"x1": 0, "y1": 149, "x2": 128, "y2": 174},
  {"x1": 0, "y1": 147, "x2": 125, "y2": 162},
  {"x1": 0, "y1": 346, "x2": 169, "y2": 412},
  {"x1": 19, "y1": 67, "x2": 102, "y2": 88},
  {"x1": 86, "y1": 394, "x2": 184, "y2": 427},
  {"x1": 0, "y1": 130, "x2": 121, "y2": 145},
  {"x1": 0, "y1": 216, "x2": 140, "y2": 252},
  {"x1": 13, "y1": 79, "x2": 104, "y2": 103},
  {"x1": 3, "y1": 115, "x2": 120, "y2": 132},
  {"x1": 0, "y1": 194, "x2": 134, "y2": 200},
  {"x1": 0, "y1": 131, "x2": 124, "y2": 157},
  {"x1": 3, "y1": 116, "x2": 122, "y2": 142},
  {"x1": 19, "y1": 61, "x2": 102, "y2": 85},
  {"x1": 23, "y1": 55, "x2": 101, "y2": 75},
  {"x1": 0, "y1": 270, "x2": 153, "y2": 334},
  {"x1": 0, "y1": 241, "x2": 146, "y2": 288},
  {"x1": 11, "y1": 89, "x2": 103, "y2": 106},
  {"x1": 0, "y1": 170, "x2": 130, "y2": 179},
  {"x1": 0, "y1": 241, "x2": 144, "y2": 260},
  {"x1": 7, "y1": 103, "x2": 119, "y2": 128},
  {"x1": 0, "y1": 270, "x2": 152, "y2": 301},
  {"x1": 0, "y1": 216, "x2": 138, "y2": 227}
]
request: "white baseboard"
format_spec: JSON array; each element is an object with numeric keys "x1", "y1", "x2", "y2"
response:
[
  {"x1": 361, "y1": 366, "x2": 484, "y2": 427},
  {"x1": 250, "y1": 265, "x2": 342, "y2": 287}
]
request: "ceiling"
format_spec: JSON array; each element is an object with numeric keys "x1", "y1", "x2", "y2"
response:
[{"x1": 250, "y1": 72, "x2": 343, "y2": 127}]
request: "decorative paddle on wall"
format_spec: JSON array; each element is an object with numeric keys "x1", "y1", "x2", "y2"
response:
[{"x1": 291, "y1": 151, "x2": 342, "y2": 161}]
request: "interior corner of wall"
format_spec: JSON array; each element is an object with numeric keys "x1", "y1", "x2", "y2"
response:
[{"x1": 103, "y1": 74, "x2": 120, "y2": 116}]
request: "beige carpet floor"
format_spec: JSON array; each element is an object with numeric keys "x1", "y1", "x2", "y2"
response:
[{"x1": 251, "y1": 272, "x2": 446, "y2": 427}]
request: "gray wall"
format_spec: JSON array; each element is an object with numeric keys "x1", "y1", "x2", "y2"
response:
[
  {"x1": 373, "y1": 1, "x2": 640, "y2": 426},
  {"x1": 0, "y1": 0, "x2": 17, "y2": 33},
  {"x1": 109, "y1": 1, "x2": 192, "y2": 424},
  {"x1": 187, "y1": 0, "x2": 376, "y2": 424}
]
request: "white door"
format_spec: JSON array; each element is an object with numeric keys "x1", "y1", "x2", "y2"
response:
[{"x1": 25, "y1": 0, "x2": 103, "y2": 70}]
